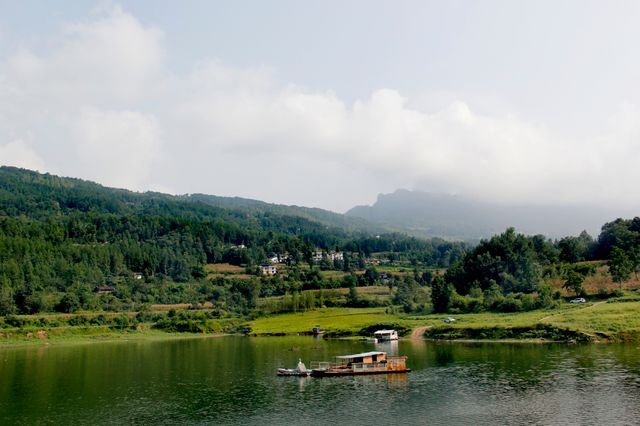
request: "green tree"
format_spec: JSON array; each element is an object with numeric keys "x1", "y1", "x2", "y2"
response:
[
  {"x1": 558, "y1": 234, "x2": 591, "y2": 263},
  {"x1": 431, "y1": 275, "x2": 451, "y2": 313},
  {"x1": 630, "y1": 246, "x2": 640, "y2": 281},
  {"x1": 482, "y1": 281, "x2": 504, "y2": 310},
  {"x1": 562, "y1": 270, "x2": 584, "y2": 296},
  {"x1": 610, "y1": 247, "x2": 632, "y2": 289},
  {"x1": 346, "y1": 286, "x2": 360, "y2": 307},
  {"x1": 393, "y1": 276, "x2": 420, "y2": 312},
  {"x1": 0, "y1": 276, "x2": 16, "y2": 315},
  {"x1": 445, "y1": 228, "x2": 542, "y2": 295},
  {"x1": 56, "y1": 292, "x2": 81, "y2": 313},
  {"x1": 362, "y1": 268, "x2": 380, "y2": 286}
]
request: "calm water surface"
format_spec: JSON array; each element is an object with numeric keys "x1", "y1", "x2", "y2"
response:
[{"x1": 2, "y1": 336, "x2": 640, "y2": 425}]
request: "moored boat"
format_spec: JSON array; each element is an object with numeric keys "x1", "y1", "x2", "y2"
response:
[
  {"x1": 373, "y1": 329, "x2": 399, "y2": 341},
  {"x1": 311, "y1": 351, "x2": 410, "y2": 377}
]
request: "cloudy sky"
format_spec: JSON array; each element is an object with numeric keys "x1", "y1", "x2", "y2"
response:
[{"x1": 1, "y1": 1, "x2": 640, "y2": 212}]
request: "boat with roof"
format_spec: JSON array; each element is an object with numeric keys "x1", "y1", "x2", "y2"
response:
[{"x1": 310, "y1": 351, "x2": 410, "y2": 377}]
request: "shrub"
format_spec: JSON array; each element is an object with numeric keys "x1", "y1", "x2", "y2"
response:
[
  {"x1": 4, "y1": 315, "x2": 27, "y2": 328},
  {"x1": 68, "y1": 315, "x2": 90, "y2": 326},
  {"x1": 496, "y1": 295, "x2": 523, "y2": 312}
]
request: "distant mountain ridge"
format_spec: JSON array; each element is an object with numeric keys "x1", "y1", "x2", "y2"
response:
[
  {"x1": 183, "y1": 193, "x2": 386, "y2": 234},
  {"x1": 0, "y1": 166, "x2": 386, "y2": 236},
  {"x1": 346, "y1": 189, "x2": 624, "y2": 240}
]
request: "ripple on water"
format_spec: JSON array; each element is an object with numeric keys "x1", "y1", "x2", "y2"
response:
[{"x1": 1, "y1": 338, "x2": 640, "y2": 425}]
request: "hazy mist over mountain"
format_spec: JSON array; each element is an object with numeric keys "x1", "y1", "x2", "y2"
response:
[
  {"x1": 3, "y1": 3, "x2": 640, "y2": 214},
  {"x1": 346, "y1": 189, "x2": 630, "y2": 240}
]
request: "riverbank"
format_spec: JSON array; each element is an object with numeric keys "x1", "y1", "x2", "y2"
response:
[
  {"x1": 246, "y1": 300, "x2": 640, "y2": 343},
  {"x1": 2, "y1": 299, "x2": 640, "y2": 347},
  {"x1": 0, "y1": 328, "x2": 231, "y2": 349},
  {"x1": 0, "y1": 313, "x2": 242, "y2": 347}
]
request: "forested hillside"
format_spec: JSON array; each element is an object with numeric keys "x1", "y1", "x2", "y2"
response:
[
  {"x1": 2, "y1": 166, "x2": 638, "y2": 319},
  {"x1": 0, "y1": 167, "x2": 465, "y2": 314},
  {"x1": 185, "y1": 193, "x2": 387, "y2": 234}
]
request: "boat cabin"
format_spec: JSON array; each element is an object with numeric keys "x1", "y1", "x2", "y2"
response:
[
  {"x1": 311, "y1": 351, "x2": 409, "y2": 376},
  {"x1": 337, "y1": 351, "x2": 387, "y2": 365},
  {"x1": 374, "y1": 329, "x2": 399, "y2": 341}
]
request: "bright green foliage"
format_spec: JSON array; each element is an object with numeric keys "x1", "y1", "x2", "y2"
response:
[
  {"x1": 595, "y1": 217, "x2": 640, "y2": 258},
  {"x1": 562, "y1": 270, "x2": 585, "y2": 296},
  {"x1": 393, "y1": 276, "x2": 423, "y2": 312},
  {"x1": 445, "y1": 228, "x2": 548, "y2": 295},
  {"x1": 610, "y1": 247, "x2": 633, "y2": 287}
]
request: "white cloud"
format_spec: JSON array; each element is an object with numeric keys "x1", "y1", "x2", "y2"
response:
[
  {"x1": 6, "y1": 4, "x2": 163, "y2": 106},
  {"x1": 0, "y1": 4, "x2": 164, "y2": 190},
  {"x1": 70, "y1": 108, "x2": 162, "y2": 190},
  {"x1": 0, "y1": 140, "x2": 45, "y2": 171},
  {"x1": 1, "y1": 4, "x2": 640, "y2": 212}
]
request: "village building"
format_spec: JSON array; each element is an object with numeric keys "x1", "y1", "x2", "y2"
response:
[
  {"x1": 95, "y1": 285, "x2": 116, "y2": 295},
  {"x1": 328, "y1": 252, "x2": 343, "y2": 261},
  {"x1": 260, "y1": 265, "x2": 277, "y2": 275},
  {"x1": 312, "y1": 251, "x2": 344, "y2": 262},
  {"x1": 270, "y1": 254, "x2": 291, "y2": 264}
]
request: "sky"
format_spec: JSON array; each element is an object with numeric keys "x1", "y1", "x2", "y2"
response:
[{"x1": 1, "y1": 1, "x2": 640, "y2": 213}]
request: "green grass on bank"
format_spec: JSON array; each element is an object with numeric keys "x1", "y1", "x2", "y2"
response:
[
  {"x1": 247, "y1": 301, "x2": 640, "y2": 342},
  {"x1": 246, "y1": 307, "x2": 400, "y2": 335},
  {"x1": 3, "y1": 300, "x2": 640, "y2": 346},
  {"x1": 0, "y1": 326, "x2": 225, "y2": 347}
]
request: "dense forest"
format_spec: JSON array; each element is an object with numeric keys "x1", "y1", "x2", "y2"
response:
[
  {"x1": 0, "y1": 167, "x2": 465, "y2": 315},
  {"x1": 1, "y1": 167, "x2": 639, "y2": 318},
  {"x1": 435, "y1": 221, "x2": 640, "y2": 314}
]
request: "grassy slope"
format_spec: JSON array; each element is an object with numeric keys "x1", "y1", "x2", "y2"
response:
[
  {"x1": 247, "y1": 308, "x2": 399, "y2": 335},
  {"x1": 247, "y1": 301, "x2": 640, "y2": 342}
]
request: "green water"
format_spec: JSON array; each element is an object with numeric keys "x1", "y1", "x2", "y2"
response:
[{"x1": 2, "y1": 337, "x2": 640, "y2": 425}]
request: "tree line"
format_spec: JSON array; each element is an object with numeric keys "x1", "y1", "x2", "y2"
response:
[{"x1": 0, "y1": 167, "x2": 465, "y2": 315}]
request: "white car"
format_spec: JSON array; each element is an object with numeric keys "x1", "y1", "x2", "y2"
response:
[{"x1": 570, "y1": 297, "x2": 586, "y2": 304}]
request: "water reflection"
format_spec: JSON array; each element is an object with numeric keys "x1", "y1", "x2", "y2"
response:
[
  {"x1": 375, "y1": 340, "x2": 398, "y2": 355},
  {"x1": 1, "y1": 337, "x2": 640, "y2": 425}
]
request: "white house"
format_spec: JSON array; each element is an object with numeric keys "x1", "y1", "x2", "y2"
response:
[
  {"x1": 328, "y1": 252, "x2": 344, "y2": 261},
  {"x1": 260, "y1": 265, "x2": 277, "y2": 275},
  {"x1": 313, "y1": 251, "x2": 344, "y2": 262}
]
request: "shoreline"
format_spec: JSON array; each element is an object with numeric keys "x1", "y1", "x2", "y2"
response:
[
  {"x1": 0, "y1": 328, "x2": 230, "y2": 349},
  {"x1": 3, "y1": 300, "x2": 640, "y2": 347}
]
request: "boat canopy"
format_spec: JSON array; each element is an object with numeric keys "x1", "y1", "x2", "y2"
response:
[
  {"x1": 335, "y1": 351, "x2": 386, "y2": 359},
  {"x1": 374, "y1": 330, "x2": 396, "y2": 335}
]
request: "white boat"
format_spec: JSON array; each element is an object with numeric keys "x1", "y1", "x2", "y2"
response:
[
  {"x1": 277, "y1": 359, "x2": 310, "y2": 376},
  {"x1": 374, "y1": 329, "x2": 399, "y2": 341}
]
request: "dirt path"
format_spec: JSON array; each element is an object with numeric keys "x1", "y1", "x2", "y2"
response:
[
  {"x1": 539, "y1": 300, "x2": 607, "y2": 323},
  {"x1": 410, "y1": 325, "x2": 431, "y2": 339}
]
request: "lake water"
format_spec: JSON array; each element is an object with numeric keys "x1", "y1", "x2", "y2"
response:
[{"x1": 2, "y1": 336, "x2": 640, "y2": 425}]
